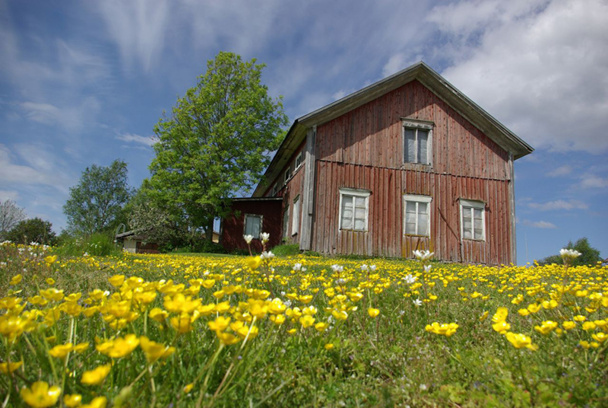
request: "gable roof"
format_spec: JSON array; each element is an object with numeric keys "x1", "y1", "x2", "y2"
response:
[{"x1": 253, "y1": 61, "x2": 533, "y2": 197}]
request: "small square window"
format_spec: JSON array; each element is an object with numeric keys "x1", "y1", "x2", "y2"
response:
[
  {"x1": 284, "y1": 167, "x2": 291, "y2": 184},
  {"x1": 460, "y1": 199, "x2": 485, "y2": 241},
  {"x1": 403, "y1": 195, "x2": 431, "y2": 236},
  {"x1": 244, "y1": 214, "x2": 262, "y2": 239},
  {"x1": 403, "y1": 120, "x2": 433, "y2": 165},
  {"x1": 295, "y1": 152, "x2": 304, "y2": 169},
  {"x1": 339, "y1": 188, "x2": 370, "y2": 231}
]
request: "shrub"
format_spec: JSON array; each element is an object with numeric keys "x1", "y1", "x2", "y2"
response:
[
  {"x1": 55, "y1": 232, "x2": 121, "y2": 256},
  {"x1": 271, "y1": 243, "x2": 300, "y2": 256}
]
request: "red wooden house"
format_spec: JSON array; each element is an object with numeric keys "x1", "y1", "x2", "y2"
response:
[{"x1": 221, "y1": 62, "x2": 533, "y2": 264}]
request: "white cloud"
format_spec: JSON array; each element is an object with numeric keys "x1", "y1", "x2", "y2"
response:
[
  {"x1": 0, "y1": 144, "x2": 71, "y2": 190},
  {"x1": 521, "y1": 219, "x2": 557, "y2": 229},
  {"x1": 433, "y1": 0, "x2": 608, "y2": 154},
  {"x1": 19, "y1": 97, "x2": 101, "y2": 134},
  {"x1": 579, "y1": 175, "x2": 608, "y2": 190},
  {"x1": 116, "y1": 133, "x2": 156, "y2": 147},
  {"x1": 528, "y1": 199, "x2": 588, "y2": 211},
  {"x1": 547, "y1": 165, "x2": 572, "y2": 177},
  {"x1": 0, "y1": 190, "x2": 20, "y2": 201}
]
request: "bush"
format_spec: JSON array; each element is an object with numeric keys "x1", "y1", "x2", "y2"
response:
[
  {"x1": 271, "y1": 243, "x2": 300, "y2": 256},
  {"x1": 539, "y1": 237, "x2": 602, "y2": 266},
  {"x1": 55, "y1": 232, "x2": 121, "y2": 256},
  {"x1": 5, "y1": 217, "x2": 56, "y2": 245}
]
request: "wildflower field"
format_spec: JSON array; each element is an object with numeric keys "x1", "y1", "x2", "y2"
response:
[{"x1": 1, "y1": 241, "x2": 607, "y2": 407}]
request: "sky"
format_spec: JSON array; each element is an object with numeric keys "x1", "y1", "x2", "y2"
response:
[{"x1": 1, "y1": 0, "x2": 606, "y2": 264}]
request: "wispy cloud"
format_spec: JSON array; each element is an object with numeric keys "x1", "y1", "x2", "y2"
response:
[
  {"x1": 521, "y1": 219, "x2": 558, "y2": 229},
  {"x1": 528, "y1": 199, "x2": 588, "y2": 211},
  {"x1": 0, "y1": 144, "x2": 71, "y2": 191},
  {"x1": 579, "y1": 174, "x2": 608, "y2": 190},
  {"x1": 116, "y1": 133, "x2": 156, "y2": 147},
  {"x1": 547, "y1": 165, "x2": 572, "y2": 177}
]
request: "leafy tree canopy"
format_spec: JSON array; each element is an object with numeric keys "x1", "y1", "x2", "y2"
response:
[
  {"x1": 0, "y1": 199, "x2": 26, "y2": 239},
  {"x1": 147, "y1": 51, "x2": 288, "y2": 238},
  {"x1": 64, "y1": 159, "x2": 133, "y2": 236},
  {"x1": 539, "y1": 237, "x2": 602, "y2": 266},
  {"x1": 5, "y1": 217, "x2": 56, "y2": 245}
]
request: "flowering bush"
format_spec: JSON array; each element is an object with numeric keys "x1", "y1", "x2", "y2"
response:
[{"x1": 0, "y1": 240, "x2": 607, "y2": 406}]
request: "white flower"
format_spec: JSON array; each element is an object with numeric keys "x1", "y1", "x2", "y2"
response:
[
  {"x1": 370, "y1": 265, "x2": 377, "y2": 271},
  {"x1": 260, "y1": 250, "x2": 275, "y2": 260},
  {"x1": 335, "y1": 278, "x2": 346, "y2": 285},
  {"x1": 260, "y1": 232, "x2": 270, "y2": 243},
  {"x1": 331, "y1": 264, "x2": 344, "y2": 273},
  {"x1": 360, "y1": 264, "x2": 368, "y2": 271},
  {"x1": 403, "y1": 274, "x2": 417, "y2": 284},
  {"x1": 413, "y1": 250, "x2": 434, "y2": 261},
  {"x1": 243, "y1": 235, "x2": 254, "y2": 244},
  {"x1": 424, "y1": 265, "x2": 432, "y2": 273},
  {"x1": 293, "y1": 263, "x2": 302, "y2": 271},
  {"x1": 560, "y1": 248, "x2": 581, "y2": 259},
  {"x1": 413, "y1": 298, "x2": 423, "y2": 307}
]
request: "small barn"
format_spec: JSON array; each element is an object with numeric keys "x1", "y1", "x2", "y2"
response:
[
  {"x1": 115, "y1": 230, "x2": 160, "y2": 254},
  {"x1": 221, "y1": 62, "x2": 533, "y2": 264}
]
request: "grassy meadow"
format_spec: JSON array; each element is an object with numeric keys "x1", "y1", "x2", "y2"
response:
[{"x1": 1, "y1": 241, "x2": 607, "y2": 407}]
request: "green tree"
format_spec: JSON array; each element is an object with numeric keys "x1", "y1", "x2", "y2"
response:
[
  {"x1": 539, "y1": 237, "x2": 602, "y2": 266},
  {"x1": 5, "y1": 217, "x2": 56, "y2": 245},
  {"x1": 0, "y1": 199, "x2": 26, "y2": 239},
  {"x1": 64, "y1": 159, "x2": 133, "y2": 235},
  {"x1": 147, "y1": 52, "x2": 288, "y2": 240}
]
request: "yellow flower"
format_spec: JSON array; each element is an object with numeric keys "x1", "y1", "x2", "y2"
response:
[
  {"x1": 505, "y1": 332, "x2": 538, "y2": 351},
  {"x1": 81, "y1": 364, "x2": 112, "y2": 385},
  {"x1": 479, "y1": 311, "x2": 489, "y2": 322},
  {"x1": 562, "y1": 321, "x2": 576, "y2": 330},
  {"x1": 140, "y1": 336, "x2": 176, "y2": 363},
  {"x1": 592, "y1": 332, "x2": 607, "y2": 343},
  {"x1": 315, "y1": 322, "x2": 329, "y2": 332},
  {"x1": 20, "y1": 381, "x2": 61, "y2": 408},
  {"x1": 368, "y1": 308, "x2": 380, "y2": 318},
  {"x1": 425, "y1": 322, "x2": 459, "y2": 337},
  {"x1": 492, "y1": 321, "x2": 511, "y2": 334},
  {"x1": 73, "y1": 342, "x2": 90, "y2": 353},
  {"x1": 96, "y1": 334, "x2": 139, "y2": 358},
  {"x1": 534, "y1": 320, "x2": 558, "y2": 335},
  {"x1": 208, "y1": 316, "x2": 231, "y2": 332},
  {"x1": 108, "y1": 275, "x2": 125, "y2": 287},
  {"x1": 324, "y1": 343, "x2": 334, "y2": 350},
  {"x1": 216, "y1": 331, "x2": 240, "y2": 345},
  {"x1": 63, "y1": 394, "x2": 82, "y2": 408},
  {"x1": 582, "y1": 322, "x2": 597, "y2": 331},
  {"x1": 183, "y1": 383, "x2": 194, "y2": 393},
  {"x1": 246, "y1": 256, "x2": 262, "y2": 270},
  {"x1": 44, "y1": 255, "x2": 57, "y2": 266},
  {"x1": 10, "y1": 274, "x2": 22, "y2": 285},
  {"x1": 81, "y1": 396, "x2": 107, "y2": 408},
  {"x1": 49, "y1": 343, "x2": 73, "y2": 359},
  {"x1": 492, "y1": 307, "x2": 508, "y2": 323},
  {"x1": 46, "y1": 278, "x2": 55, "y2": 285},
  {"x1": 0, "y1": 360, "x2": 23, "y2": 374},
  {"x1": 299, "y1": 315, "x2": 315, "y2": 328}
]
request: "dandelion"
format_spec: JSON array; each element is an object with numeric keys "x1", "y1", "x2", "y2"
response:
[{"x1": 20, "y1": 381, "x2": 61, "y2": 407}]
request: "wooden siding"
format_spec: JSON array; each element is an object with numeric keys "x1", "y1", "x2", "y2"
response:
[
  {"x1": 311, "y1": 80, "x2": 514, "y2": 264},
  {"x1": 312, "y1": 162, "x2": 513, "y2": 263},
  {"x1": 316, "y1": 80, "x2": 510, "y2": 180},
  {"x1": 281, "y1": 162, "x2": 305, "y2": 244}
]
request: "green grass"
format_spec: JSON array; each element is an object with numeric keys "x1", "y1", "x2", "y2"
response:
[{"x1": 1, "y1": 243, "x2": 607, "y2": 407}]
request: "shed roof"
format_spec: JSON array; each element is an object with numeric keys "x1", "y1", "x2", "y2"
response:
[{"x1": 253, "y1": 62, "x2": 533, "y2": 197}]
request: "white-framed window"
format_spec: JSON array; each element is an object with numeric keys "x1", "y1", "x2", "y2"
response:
[
  {"x1": 292, "y1": 196, "x2": 301, "y2": 236},
  {"x1": 271, "y1": 183, "x2": 278, "y2": 197},
  {"x1": 244, "y1": 214, "x2": 263, "y2": 239},
  {"x1": 339, "y1": 188, "x2": 370, "y2": 231},
  {"x1": 282, "y1": 206, "x2": 289, "y2": 239},
  {"x1": 403, "y1": 195, "x2": 431, "y2": 236},
  {"x1": 295, "y1": 152, "x2": 304, "y2": 169},
  {"x1": 460, "y1": 199, "x2": 485, "y2": 241},
  {"x1": 284, "y1": 167, "x2": 291, "y2": 184},
  {"x1": 403, "y1": 120, "x2": 433, "y2": 165}
]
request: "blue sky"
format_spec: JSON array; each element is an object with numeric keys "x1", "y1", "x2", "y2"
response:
[{"x1": 1, "y1": 0, "x2": 606, "y2": 264}]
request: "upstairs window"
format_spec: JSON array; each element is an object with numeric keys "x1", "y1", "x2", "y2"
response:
[
  {"x1": 244, "y1": 214, "x2": 262, "y2": 239},
  {"x1": 295, "y1": 152, "x2": 304, "y2": 169},
  {"x1": 403, "y1": 120, "x2": 433, "y2": 165},
  {"x1": 403, "y1": 195, "x2": 431, "y2": 236},
  {"x1": 339, "y1": 188, "x2": 370, "y2": 231},
  {"x1": 271, "y1": 183, "x2": 278, "y2": 197},
  {"x1": 460, "y1": 199, "x2": 485, "y2": 241},
  {"x1": 292, "y1": 196, "x2": 301, "y2": 235},
  {"x1": 284, "y1": 167, "x2": 291, "y2": 184}
]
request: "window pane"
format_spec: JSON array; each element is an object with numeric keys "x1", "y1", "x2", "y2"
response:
[
  {"x1": 405, "y1": 129, "x2": 416, "y2": 163},
  {"x1": 474, "y1": 208, "x2": 483, "y2": 239},
  {"x1": 418, "y1": 130, "x2": 428, "y2": 164},
  {"x1": 245, "y1": 215, "x2": 261, "y2": 238},
  {"x1": 463, "y1": 208, "x2": 472, "y2": 239},
  {"x1": 418, "y1": 203, "x2": 429, "y2": 236},
  {"x1": 341, "y1": 196, "x2": 353, "y2": 229}
]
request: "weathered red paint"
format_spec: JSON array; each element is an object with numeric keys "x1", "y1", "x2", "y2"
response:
[{"x1": 220, "y1": 199, "x2": 283, "y2": 253}]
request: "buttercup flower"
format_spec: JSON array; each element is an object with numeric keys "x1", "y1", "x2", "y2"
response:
[
  {"x1": 81, "y1": 364, "x2": 112, "y2": 385},
  {"x1": 20, "y1": 381, "x2": 61, "y2": 407}
]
